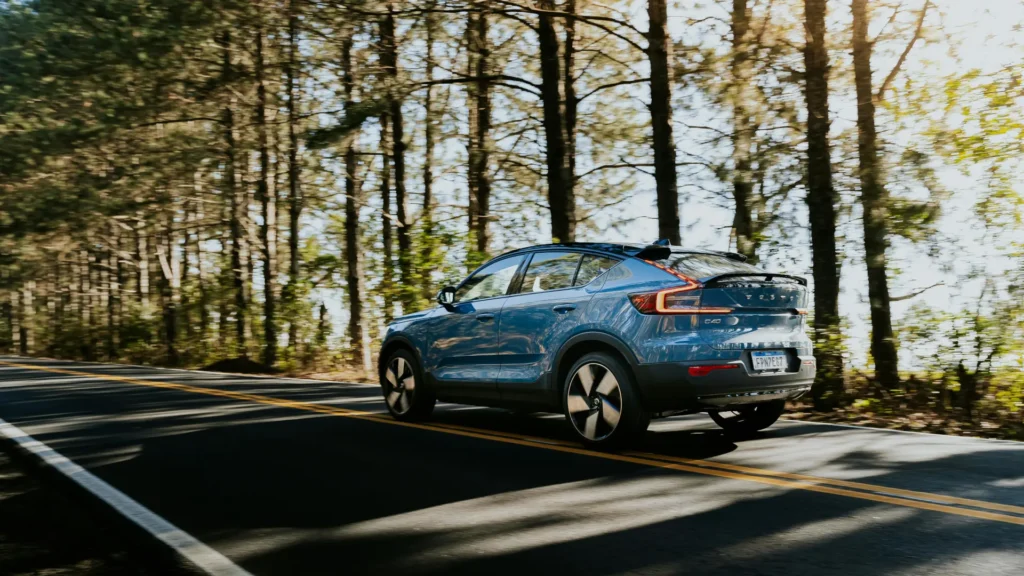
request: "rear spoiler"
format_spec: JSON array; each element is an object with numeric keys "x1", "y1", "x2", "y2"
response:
[
  {"x1": 625, "y1": 245, "x2": 750, "y2": 262},
  {"x1": 702, "y1": 272, "x2": 807, "y2": 287},
  {"x1": 624, "y1": 244, "x2": 672, "y2": 260}
]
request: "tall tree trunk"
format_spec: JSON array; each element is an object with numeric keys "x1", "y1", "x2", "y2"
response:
[
  {"x1": 286, "y1": 0, "x2": 302, "y2": 354},
  {"x1": 255, "y1": 17, "x2": 277, "y2": 367},
  {"x1": 564, "y1": 0, "x2": 577, "y2": 204},
  {"x1": 421, "y1": 6, "x2": 436, "y2": 302},
  {"x1": 159, "y1": 208, "x2": 179, "y2": 365},
  {"x1": 108, "y1": 222, "x2": 120, "y2": 358},
  {"x1": 221, "y1": 30, "x2": 248, "y2": 357},
  {"x1": 80, "y1": 247, "x2": 93, "y2": 359},
  {"x1": 381, "y1": 5, "x2": 413, "y2": 313},
  {"x1": 804, "y1": 0, "x2": 844, "y2": 409},
  {"x1": 341, "y1": 28, "x2": 366, "y2": 369},
  {"x1": 730, "y1": 0, "x2": 758, "y2": 262},
  {"x1": 19, "y1": 282, "x2": 33, "y2": 355},
  {"x1": 468, "y1": 8, "x2": 492, "y2": 256},
  {"x1": 380, "y1": 111, "x2": 394, "y2": 325},
  {"x1": 134, "y1": 214, "x2": 150, "y2": 330},
  {"x1": 465, "y1": 12, "x2": 479, "y2": 249},
  {"x1": 648, "y1": 0, "x2": 680, "y2": 244},
  {"x1": 537, "y1": 0, "x2": 574, "y2": 242},
  {"x1": 852, "y1": 0, "x2": 899, "y2": 388}
]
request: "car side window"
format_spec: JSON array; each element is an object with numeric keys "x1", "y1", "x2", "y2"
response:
[
  {"x1": 574, "y1": 255, "x2": 619, "y2": 286},
  {"x1": 455, "y1": 255, "x2": 525, "y2": 302},
  {"x1": 517, "y1": 252, "x2": 582, "y2": 294}
]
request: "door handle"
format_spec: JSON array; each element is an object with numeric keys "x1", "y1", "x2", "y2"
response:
[
  {"x1": 552, "y1": 304, "x2": 577, "y2": 313},
  {"x1": 476, "y1": 313, "x2": 496, "y2": 321}
]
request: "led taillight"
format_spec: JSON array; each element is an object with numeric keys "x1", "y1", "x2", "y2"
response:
[
  {"x1": 629, "y1": 285, "x2": 733, "y2": 315},
  {"x1": 688, "y1": 364, "x2": 740, "y2": 377}
]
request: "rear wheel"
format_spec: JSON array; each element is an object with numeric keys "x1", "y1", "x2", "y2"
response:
[
  {"x1": 563, "y1": 352, "x2": 649, "y2": 447},
  {"x1": 709, "y1": 400, "x2": 785, "y2": 435},
  {"x1": 381, "y1": 349, "x2": 435, "y2": 421}
]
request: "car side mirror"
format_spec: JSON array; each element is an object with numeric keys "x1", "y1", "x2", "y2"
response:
[{"x1": 437, "y1": 286, "x2": 456, "y2": 309}]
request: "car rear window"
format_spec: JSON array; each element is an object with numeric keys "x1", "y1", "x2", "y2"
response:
[{"x1": 651, "y1": 252, "x2": 762, "y2": 279}]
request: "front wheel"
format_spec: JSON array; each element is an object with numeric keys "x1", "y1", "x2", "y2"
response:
[
  {"x1": 381, "y1": 349, "x2": 435, "y2": 421},
  {"x1": 709, "y1": 400, "x2": 785, "y2": 435},
  {"x1": 563, "y1": 352, "x2": 649, "y2": 447}
]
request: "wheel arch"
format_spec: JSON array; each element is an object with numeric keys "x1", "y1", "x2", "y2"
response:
[
  {"x1": 553, "y1": 332, "x2": 641, "y2": 407},
  {"x1": 378, "y1": 336, "x2": 421, "y2": 382}
]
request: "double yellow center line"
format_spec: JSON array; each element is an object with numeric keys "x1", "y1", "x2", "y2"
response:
[{"x1": 2, "y1": 359, "x2": 1022, "y2": 526}]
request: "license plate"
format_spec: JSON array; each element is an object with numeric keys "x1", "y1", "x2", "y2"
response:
[{"x1": 751, "y1": 350, "x2": 787, "y2": 372}]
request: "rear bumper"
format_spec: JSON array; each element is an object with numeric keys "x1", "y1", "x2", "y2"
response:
[{"x1": 634, "y1": 355, "x2": 815, "y2": 413}]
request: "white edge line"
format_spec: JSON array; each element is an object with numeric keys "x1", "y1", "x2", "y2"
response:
[{"x1": 0, "y1": 417, "x2": 252, "y2": 576}]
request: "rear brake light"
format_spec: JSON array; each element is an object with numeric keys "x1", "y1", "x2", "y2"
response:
[
  {"x1": 629, "y1": 285, "x2": 733, "y2": 315},
  {"x1": 688, "y1": 364, "x2": 740, "y2": 377}
]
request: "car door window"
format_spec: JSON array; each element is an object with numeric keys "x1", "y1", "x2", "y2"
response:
[
  {"x1": 455, "y1": 255, "x2": 525, "y2": 302},
  {"x1": 574, "y1": 255, "x2": 619, "y2": 286},
  {"x1": 517, "y1": 252, "x2": 582, "y2": 294}
]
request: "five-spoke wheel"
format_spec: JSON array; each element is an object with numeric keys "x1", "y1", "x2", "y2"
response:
[
  {"x1": 564, "y1": 352, "x2": 648, "y2": 446},
  {"x1": 381, "y1": 349, "x2": 435, "y2": 421}
]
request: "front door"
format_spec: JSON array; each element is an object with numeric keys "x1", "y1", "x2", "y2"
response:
[{"x1": 423, "y1": 254, "x2": 525, "y2": 400}]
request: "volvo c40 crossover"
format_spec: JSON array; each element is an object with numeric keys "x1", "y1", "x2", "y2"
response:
[{"x1": 378, "y1": 241, "x2": 815, "y2": 446}]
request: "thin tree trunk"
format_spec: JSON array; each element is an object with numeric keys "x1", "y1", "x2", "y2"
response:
[
  {"x1": 469, "y1": 8, "x2": 492, "y2": 256},
  {"x1": 221, "y1": 30, "x2": 248, "y2": 357},
  {"x1": 421, "y1": 6, "x2": 436, "y2": 302},
  {"x1": 255, "y1": 16, "x2": 277, "y2": 367},
  {"x1": 52, "y1": 255, "x2": 63, "y2": 350},
  {"x1": 108, "y1": 222, "x2": 120, "y2": 358},
  {"x1": 852, "y1": 0, "x2": 899, "y2": 388},
  {"x1": 564, "y1": 0, "x2": 577, "y2": 197},
  {"x1": 648, "y1": 0, "x2": 680, "y2": 244},
  {"x1": 804, "y1": 0, "x2": 844, "y2": 409},
  {"x1": 537, "y1": 0, "x2": 574, "y2": 242},
  {"x1": 381, "y1": 4, "x2": 413, "y2": 313},
  {"x1": 135, "y1": 215, "x2": 150, "y2": 328},
  {"x1": 19, "y1": 282, "x2": 33, "y2": 355},
  {"x1": 80, "y1": 247, "x2": 93, "y2": 359},
  {"x1": 286, "y1": 0, "x2": 302, "y2": 354},
  {"x1": 380, "y1": 111, "x2": 394, "y2": 325},
  {"x1": 159, "y1": 209, "x2": 179, "y2": 365},
  {"x1": 465, "y1": 12, "x2": 479, "y2": 247},
  {"x1": 730, "y1": 0, "x2": 757, "y2": 262},
  {"x1": 341, "y1": 28, "x2": 366, "y2": 368}
]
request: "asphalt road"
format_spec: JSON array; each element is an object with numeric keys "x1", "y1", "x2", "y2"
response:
[{"x1": 0, "y1": 356, "x2": 1021, "y2": 576}]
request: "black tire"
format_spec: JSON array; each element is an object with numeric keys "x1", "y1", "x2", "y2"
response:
[
  {"x1": 709, "y1": 400, "x2": 785, "y2": 435},
  {"x1": 381, "y1": 348, "x2": 435, "y2": 421},
  {"x1": 563, "y1": 352, "x2": 649, "y2": 447}
]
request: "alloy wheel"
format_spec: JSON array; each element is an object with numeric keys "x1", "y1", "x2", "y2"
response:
[
  {"x1": 384, "y1": 356, "x2": 416, "y2": 415},
  {"x1": 566, "y1": 362, "x2": 622, "y2": 442}
]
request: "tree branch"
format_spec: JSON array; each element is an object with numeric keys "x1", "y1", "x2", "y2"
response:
[
  {"x1": 876, "y1": 0, "x2": 930, "y2": 104},
  {"x1": 576, "y1": 78, "x2": 649, "y2": 103},
  {"x1": 890, "y1": 281, "x2": 944, "y2": 302}
]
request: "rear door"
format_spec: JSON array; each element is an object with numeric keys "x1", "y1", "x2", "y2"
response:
[{"x1": 496, "y1": 251, "x2": 615, "y2": 404}]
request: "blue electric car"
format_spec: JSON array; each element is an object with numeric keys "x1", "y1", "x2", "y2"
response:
[{"x1": 378, "y1": 241, "x2": 815, "y2": 445}]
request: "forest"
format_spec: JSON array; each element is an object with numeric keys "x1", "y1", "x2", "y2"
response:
[{"x1": 0, "y1": 0, "x2": 1021, "y2": 437}]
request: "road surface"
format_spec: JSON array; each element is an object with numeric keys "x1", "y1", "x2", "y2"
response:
[{"x1": 0, "y1": 356, "x2": 1021, "y2": 575}]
